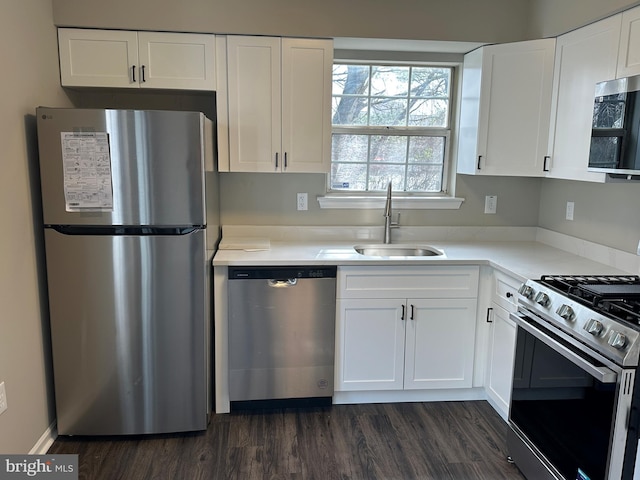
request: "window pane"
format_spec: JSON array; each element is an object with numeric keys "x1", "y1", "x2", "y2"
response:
[
  {"x1": 333, "y1": 134, "x2": 369, "y2": 163},
  {"x1": 331, "y1": 163, "x2": 367, "y2": 191},
  {"x1": 332, "y1": 64, "x2": 370, "y2": 96},
  {"x1": 332, "y1": 96, "x2": 369, "y2": 125},
  {"x1": 408, "y1": 137, "x2": 445, "y2": 164},
  {"x1": 409, "y1": 98, "x2": 449, "y2": 127},
  {"x1": 371, "y1": 66, "x2": 410, "y2": 97},
  {"x1": 370, "y1": 97, "x2": 408, "y2": 126},
  {"x1": 407, "y1": 164, "x2": 443, "y2": 192},
  {"x1": 410, "y1": 67, "x2": 450, "y2": 98},
  {"x1": 370, "y1": 136, "x2": 407, "y2": 163},
  {"x1": 368, "y1": 164, "x2": 406, "y2": 191}
]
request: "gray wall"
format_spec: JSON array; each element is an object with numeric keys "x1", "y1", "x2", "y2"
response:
[
  {"x1": 538, "y1": 179, "x2": 640, "y2": 253},
  {"x1": 0, "y1": 0, "x2": 72, "y2": 453},
  {"x1": 529, "y1": 0, "x2": 640, "y2": 38},
  {"x1": 53, "y1": 0, "x2": 530, "y2": 44},
  {"x1": 219, "y1": 173, "x2": 541, "y2": 227}
]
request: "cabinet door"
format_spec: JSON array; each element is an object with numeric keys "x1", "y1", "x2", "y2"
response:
[
  {"x1": 335, "y1": 299, "x2": 405, "y2": 391},
  {"x1": 137, "y1": 32, "x2": 215, "y2": 91},
  {"x1": 227, "y1": 36, "x2": 282, "y2": 172},
  {"x1": 58, "y1": 28, "x2": 138, "y2": 88},
  {"x1": 477, "y1": 39, "x2": 555, "y2": 176},
  {"x1": 485, "y1": 304, "x2": 517, "y2": 420},
  {"x1": 281, "y1": 38, "x2": 333, "y2": 173},
  {"x1": 617, "y1": 5, "x2": 640, "y2": 78},
  {"x1": 404, "y1": 298, "x2": 477, "y2": 390},
  {"x1": 546, "y1": 15, "x2": 621, "y2": 182}
]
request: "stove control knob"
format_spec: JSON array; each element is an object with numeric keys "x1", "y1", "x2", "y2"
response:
[
  {"x1": 608, "y1": 332, "x2": 627, "y2": 350},
  {"x1": 584, "y1": 319, "x2": 603, "y2": 337},
  {"x1": 518, "y1": 284, "x2": 534, "y2": 299},
  {"x1": 556, "y1": 304, "x2": 575, "y2": 321},
  {"x1": 534, "y1": 292, "x2": 550, "y2": 308}
]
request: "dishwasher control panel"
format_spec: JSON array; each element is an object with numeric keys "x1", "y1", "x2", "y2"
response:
[{"x1": 228, "y1": 266, "x2": 337, "y2": 280}]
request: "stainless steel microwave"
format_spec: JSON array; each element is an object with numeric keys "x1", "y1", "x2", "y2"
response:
[{"x1": 589, "y1": 74, "x2": 640, "y2": 177}]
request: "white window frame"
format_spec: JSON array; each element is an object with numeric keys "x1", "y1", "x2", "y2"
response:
[{"x1": 318, "y1": 60, "x2": 464, "y2": 210}]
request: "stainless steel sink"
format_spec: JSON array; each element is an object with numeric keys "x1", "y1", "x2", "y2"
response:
[{"x1": 353, "y1": 244, "x2": 444, "y2": 257}]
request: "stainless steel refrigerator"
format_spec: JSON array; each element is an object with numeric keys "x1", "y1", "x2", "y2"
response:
[{"x1": 36, "y1": 107, "x2": 218, "y2": 435}]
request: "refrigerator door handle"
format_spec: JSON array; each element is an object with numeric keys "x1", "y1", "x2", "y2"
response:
[{"x1": 48, "y1": 225, "x2": 203, "y2": 236}]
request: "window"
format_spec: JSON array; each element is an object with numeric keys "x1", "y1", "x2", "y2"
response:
[{"x1": 331, "y1": 64, "x2": 453, "y2": 194}]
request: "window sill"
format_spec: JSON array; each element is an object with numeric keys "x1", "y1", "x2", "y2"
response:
[{"x1": 317, "y1": 195, "x2": 465, "y2": 210}]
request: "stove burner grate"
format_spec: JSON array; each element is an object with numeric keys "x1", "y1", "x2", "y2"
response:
[{"x1": 538, "y1": 275, "x2": 640, "y2": 325}]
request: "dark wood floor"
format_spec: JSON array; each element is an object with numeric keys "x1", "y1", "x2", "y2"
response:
[{"x1": 48, "y1": 401, "x2": 525, "y2": 480}]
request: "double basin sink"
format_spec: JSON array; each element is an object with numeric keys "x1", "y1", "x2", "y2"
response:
[{"x1": 354, "y1": 244, "x2": 444, "y2": 257}]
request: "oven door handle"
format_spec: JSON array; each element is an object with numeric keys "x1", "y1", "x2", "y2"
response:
[{"x1": 510, "y1": 312, "x2": 618, "y2": 384}]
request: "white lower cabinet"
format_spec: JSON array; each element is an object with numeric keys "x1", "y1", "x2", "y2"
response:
[
  {"x1": 336, "y1": 298, "x2": 405, "y2": 391},
  {"x1": 335, "y1": 266, "x2": 479, "y2": 394},
  {"x1": 485, "y1": 303, "x2": 517, "y2": 420},
  {"x1": 405, "y1": 298, "x2": 478, "y2": 389},
  {"x1": 484, "y1": 270, "x2": 521, "y2": 420}
]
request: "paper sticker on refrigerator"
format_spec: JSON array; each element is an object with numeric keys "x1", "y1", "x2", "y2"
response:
[{"x1": 60, "y1": 131, "x2": 113, "y2": 211}]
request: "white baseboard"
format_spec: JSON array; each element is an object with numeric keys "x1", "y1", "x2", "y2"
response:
[
  {"x1": 29, "y1": 421, "x2": 57, "y2": 455},
  {"x1": 333, "y1": 387, "x2": 486, "y2": 405}
]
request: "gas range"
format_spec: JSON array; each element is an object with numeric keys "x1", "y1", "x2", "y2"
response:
[{"x1": 517, "y1": 275, "x2": 640, "y2": 367}]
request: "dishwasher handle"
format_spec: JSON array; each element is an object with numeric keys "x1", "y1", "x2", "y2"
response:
[{"x1": 267, "y1": 278, "x2": 298, "y2": 287}]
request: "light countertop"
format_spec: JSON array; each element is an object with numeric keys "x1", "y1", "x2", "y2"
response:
[{"x1": 213, "y1": 240, "x2": 628, "y2": 281}]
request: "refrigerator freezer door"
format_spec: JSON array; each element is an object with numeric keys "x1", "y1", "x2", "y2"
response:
[
  {"x1": 36, "y1": 108, "x2": 208, "y2": 226},
  {"x1": 45, "y1": 228, "x2": 208, "y2": 435}
]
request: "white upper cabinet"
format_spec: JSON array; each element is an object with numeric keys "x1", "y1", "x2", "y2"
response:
[
  {"x1": 58, "y1": 28, "x2": 215, "y2": 90},
  {"x1": 281, "y1": 38, "x2": 333, "y2": 174},
  {"x1": 457, "y1": 39, "x2": 555, "y2": 177},
  {"x1": 617, "y1": 5, "x2": 640, "y2": 78},
  {"x1": 137, "y1": 32, "x2": 215, "y2": 90},
  {"x1": 224, "y1": 36, "x2": 332, "y2": 173},
  {"x1": 546, "y1": 15, "x2": 622, "y2": 182},
  {"x1": 226, "y1": 36, "x2": 281, "y2": 172}
]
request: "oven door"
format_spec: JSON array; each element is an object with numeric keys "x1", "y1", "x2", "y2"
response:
[{"x1": 508, "y1": 310, "x2": 635, "y2": 480}]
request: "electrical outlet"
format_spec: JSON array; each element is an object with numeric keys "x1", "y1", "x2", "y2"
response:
[
  {"x1": 484, "y1": 195, "x2": 497, "y2": 214},
  {"x1": 297, "y1": 193, "x2": 308, "y2": 211},
  {"x1": 0, "y1": 382, "x2": 7, "y2": 415},
  {"x1": 566, "y1": 201, "x2": 575, "y2": 221}
]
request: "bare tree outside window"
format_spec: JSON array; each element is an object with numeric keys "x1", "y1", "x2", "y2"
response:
[{"x1": 331, "y1": 64, "x2": 452, "y2": 193}]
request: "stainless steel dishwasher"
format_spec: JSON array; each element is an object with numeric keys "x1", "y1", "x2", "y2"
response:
[{"x1": 228, "y1": 266, "x2": 337, "y2": 403}]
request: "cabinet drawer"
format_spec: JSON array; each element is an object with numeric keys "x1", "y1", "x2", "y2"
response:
[
  {"x1": 493, "y1": 270, "x2": 521, "y2": 312},
  {"x1": 337, "y1": 266, "x2": 479, "y2": 299}
]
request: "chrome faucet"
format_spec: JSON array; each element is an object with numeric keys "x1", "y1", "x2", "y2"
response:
[{"x1": 383, "y1": 181, "x2": 400, "y2": 244}]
